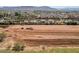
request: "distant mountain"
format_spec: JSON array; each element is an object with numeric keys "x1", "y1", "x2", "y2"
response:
[
  {"x1": 60, "y1": 7, "x2": 79, "y2": 12},
  {"x1": 0, "y1": 6, "x2": 58, "y2": 11},
  {"x1": 0, "y1": 6, "x2": 79, "y2": 12}
]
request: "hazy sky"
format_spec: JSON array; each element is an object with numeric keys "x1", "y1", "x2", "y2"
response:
[{"x1": 0, "y1": 0, "x2": 79, "y2": 6}]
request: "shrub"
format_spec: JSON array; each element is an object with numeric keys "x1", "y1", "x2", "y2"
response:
[
  {"x1": 0, "y1": 32, "x2": 6, "y2": 42},
  {"x1": 12, "y1": 43, "x2": 25, "y2": 52},
  {"x1": 6, "y1": 45, "x2": 11, "y2": 50},
  {"x1": 65, "y1": 21, "x2": 77, "y2": 25},
  {"x1": 15, "y1": 12, "x2": 21, "y2": 16}
]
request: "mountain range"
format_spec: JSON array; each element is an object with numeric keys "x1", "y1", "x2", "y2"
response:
[
  {"x1": 0, "y1": 6, "x2": 57, "y2": 11},
  {"x1": 0, "y1": 6, "x2": 79, "y2": 12}
]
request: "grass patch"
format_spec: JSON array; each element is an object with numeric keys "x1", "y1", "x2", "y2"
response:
[
  {"x1": 0, "y1": 47, "x2": 79, "y2": 53},
  {"x1": 48, "y1": 48, "x2": 79, "y2": 53}
]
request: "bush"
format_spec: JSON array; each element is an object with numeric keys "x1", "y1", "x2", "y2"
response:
[
  {"x1": 12, "y1": 43, "x2": 25, "y2": 52},
  {"x1": 15, "y1": 12, "x2": 21, "y2": 16},
  {"x1": 0, "y1": 32, "x2": 6, "y2": 42},
  {"x1": 65, "y1": 21, "x2": 77, "y2": 25}
]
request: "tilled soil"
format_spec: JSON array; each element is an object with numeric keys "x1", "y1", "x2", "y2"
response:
[{"x1": 2, "y1": 25, "x2": 79, "y2": 47}]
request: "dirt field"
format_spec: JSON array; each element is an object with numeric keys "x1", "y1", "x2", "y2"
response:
[{"x1": 1, "y1": 25, "x2": 78, "y2": 47}]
